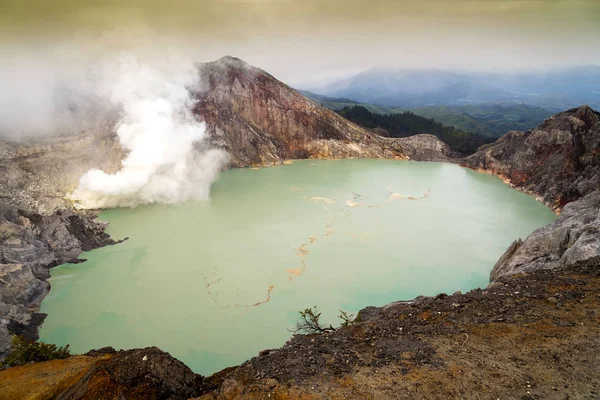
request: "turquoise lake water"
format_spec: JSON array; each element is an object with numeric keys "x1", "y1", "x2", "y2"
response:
[{"x1": 39, "y1": 159, "x2": 556, "y2": 375}]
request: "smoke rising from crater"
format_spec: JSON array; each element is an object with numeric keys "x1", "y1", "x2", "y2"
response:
[
  {"x1": 70, "y1": 51, "x2": 227, "y2": 209},
  {"x1": 0, "y1": 25, "x2": 227, "y2": 208}
]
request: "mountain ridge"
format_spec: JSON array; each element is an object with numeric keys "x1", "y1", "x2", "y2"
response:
[
  {"x1": 300, "y1": 89, "x2": 555, "y2": 138},
  {"x1": 193, "y1": 56, "x2": 409, "y2": 167},
  {"x1": 309, "y1": 65, "x2": 600, "y2": 110}
]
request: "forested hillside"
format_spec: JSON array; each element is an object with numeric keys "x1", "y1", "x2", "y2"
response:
[{"x1": 337, "y1": 106, "x2": 494, "y2": 155}]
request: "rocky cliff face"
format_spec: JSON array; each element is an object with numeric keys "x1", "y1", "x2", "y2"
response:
[
  {"x1": 194, "y1": 56, "x2": 409, "y2": 167},
  {"x1": 396, "y1": 134, "x2": 452, "y2": 162},
  {"x1": 463, "y1": 105, "x2": 600, "y2": 210},
  {"x1": 491, "y1": 190, "x2": 599, "y2": 280},
  {"x1": 0, "y1": 205, "x2": 120, "y2": 357},
  {"x1": 0, "y1": 124, "x2": 126, "y2": 357}
]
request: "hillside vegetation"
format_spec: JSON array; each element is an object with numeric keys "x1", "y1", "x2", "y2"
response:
[
  {"x1": 337, "y1": 106, "x2": 493, "y2": 155},
  {"x1": 301, "y1": 90, "x2": 552, "y2": 138},
  {"x1": 406, "y1": 104, "x2": 553, "y2": 137}
]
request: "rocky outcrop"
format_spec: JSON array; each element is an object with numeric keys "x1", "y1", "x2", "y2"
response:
[
  {"x1": 0, "y1": 203, "x2": 119, "y2": 357},
  {"x1": 0, "y1": 125, "x2": 124, "y2": 214},
  {"x1": 462, "y1": 105, "x2": 600, "y2": 280},
  {"x1": 0, "y1": 347, "x2": 210, "y2": 399},
  {"x1": 491, "y1": 190, "x2": 600, "y2": 280},
  {"x1": 396, "y1": 134, "x2": 452, "y2": 162},
  {"x1": 0, "y1": 130, "x2": 125, "y2": 354},
  {"x1": 195, "y1": 56, "x2": 408, "y2": 166},
  {"x1": 463, "y1": 105, "x2": 600, "y2": 210},
  {"x1": 0, "y1": 264, "x2": 47, "y2": 355}
]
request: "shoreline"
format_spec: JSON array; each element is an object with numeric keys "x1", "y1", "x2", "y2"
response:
[
  {"x1": 33, "y1": 156, "x2": 556, "y2": 355},
  {"x1": 461, "y1": 164, "x2": 562, "y2": 214}
]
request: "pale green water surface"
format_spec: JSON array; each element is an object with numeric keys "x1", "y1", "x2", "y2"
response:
[{"x1": 40, "y1": 159, "x2": 556, "y2": 375}]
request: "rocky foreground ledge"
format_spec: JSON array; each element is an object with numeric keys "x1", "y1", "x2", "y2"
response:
[{"x1": 0, "y1": 55, "x2": 598, "y2": 399}]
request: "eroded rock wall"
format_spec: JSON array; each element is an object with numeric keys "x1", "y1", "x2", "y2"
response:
[
  {"x1": 396, "y1": 134, "x2": 452, "y2": 162},
  {"x1": 195, "y1": 56, "x2": 408, "y2": 167},
  {"x1": 463, "y1": 105, "x2": 600, "y2": 210},
  {"x1": 0, "y1": 203, "x2": 118, "y2": 357},
  {"x1": 491, "y1": 189, "x2": 600, "y2": 280}
]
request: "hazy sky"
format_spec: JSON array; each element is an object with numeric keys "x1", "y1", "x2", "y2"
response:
[{"x1": 1, "y1": 0, "x2": 599, "y2": 86}]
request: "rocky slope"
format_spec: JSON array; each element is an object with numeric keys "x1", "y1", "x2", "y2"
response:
[
  {"x1": 491, "y1": 189, "x2": 599, "y2": 280},
  {"x1": 194, "y1": 56, "x2": 409, "y2": 166},
  {"x1": 0, "y1": 124, "x2": 125, "y2": 214},
  {"x1": 396, "y1": 134, "x2": 452, "y2": 162},
  {"x1": 463, "y1": 105, "x2": 600, "y2": 210},
  {"x1": 0, "y1": 347, "x2": 211, "y2": 399},
  {"x1": 0, "y1": 125, "x2": 126, "y2": 357},
  {"x1": 0, "y1": 59, "x2": 598, "y2": 399}
]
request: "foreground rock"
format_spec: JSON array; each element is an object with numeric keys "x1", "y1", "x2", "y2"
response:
[{"x1": 0, "y1": 347, "x2": 209, "y2": 399}]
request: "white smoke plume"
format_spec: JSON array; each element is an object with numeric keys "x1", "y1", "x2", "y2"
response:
[
  {"x1": 0, "y1": 25, "x2": 227, "y2": 209},
  {"x1": 70, "y1": 51, "x2": 227, "y2": 209}
]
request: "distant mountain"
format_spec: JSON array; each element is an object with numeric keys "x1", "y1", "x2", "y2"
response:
[
  {"x1": 308, "y1": 66, "x2": 600, "y2": 111},
  {"x1": 311, "y1": 68, "x2": 509, "y2": 107},
  {"x1": 300, "y1": 90, "x2": 553, "y2": 138},
  {"x1": 336, "y1": 105, "x2": 494, "y2": 155}
]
